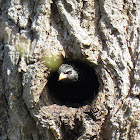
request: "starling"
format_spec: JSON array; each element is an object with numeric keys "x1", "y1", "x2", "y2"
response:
[{"x1": 47, "y1": 60, "x2": 99, "y2": 106}]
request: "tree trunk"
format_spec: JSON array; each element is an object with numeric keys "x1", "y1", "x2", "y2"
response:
[{"x1": 0, "y1": 0, "x2": 139, "y2": 139}]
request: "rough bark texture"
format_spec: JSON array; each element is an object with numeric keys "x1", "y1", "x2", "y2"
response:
[{"x1": 0, "y1": 0, "x2": 139, "y2": 140}]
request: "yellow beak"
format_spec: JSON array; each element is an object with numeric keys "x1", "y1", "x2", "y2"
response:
[{"x1": 58, "y1": 73, "x2": 67, "y2": 81}]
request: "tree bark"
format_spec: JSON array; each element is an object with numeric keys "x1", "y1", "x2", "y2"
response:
[{"x1": 0, "y1": 0, "x2": 139, "y2": 139}]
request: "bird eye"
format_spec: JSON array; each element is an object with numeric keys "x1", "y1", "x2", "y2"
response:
[{"x1": 65, "y1": 71, "x2": 72, "y2": 74}]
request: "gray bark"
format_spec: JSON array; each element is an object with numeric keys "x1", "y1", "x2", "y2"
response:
[{"x1": 0, "y1": 0, "x2": 139, "y2": 139}]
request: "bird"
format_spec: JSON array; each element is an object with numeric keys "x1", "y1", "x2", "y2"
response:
[{"x1": 47, "y1": 60, "x2": 99, "y2": 107}]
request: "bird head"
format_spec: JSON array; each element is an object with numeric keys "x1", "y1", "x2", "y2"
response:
[{"x1": 58, "y1": 64, "x2": 78, "y2": 82}]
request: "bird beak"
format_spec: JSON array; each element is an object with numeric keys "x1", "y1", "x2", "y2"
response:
[{"x1": 58, "y1": 73, "x2": 67, "y2": 81}]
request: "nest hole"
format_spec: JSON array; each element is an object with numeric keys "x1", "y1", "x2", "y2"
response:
[{"x1": 47, "y1": 60, "x2": 100, "y2": 107}]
